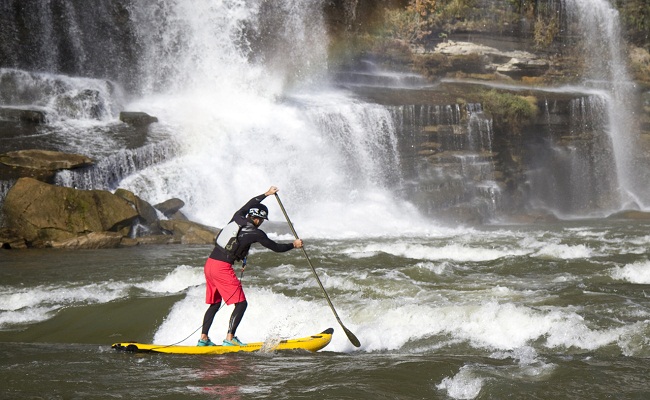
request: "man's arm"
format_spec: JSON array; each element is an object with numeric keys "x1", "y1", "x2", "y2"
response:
[
  {"x1": 231, "y1": 187, "x2": 278, "y2": 224},
  {"x1": 255, "y1": 230, "x2": 295, "y2": 253}
]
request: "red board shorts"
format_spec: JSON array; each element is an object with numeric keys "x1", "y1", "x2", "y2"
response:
[{"x1": 204, "y1": 258, "x2": 246, "y2": 305}]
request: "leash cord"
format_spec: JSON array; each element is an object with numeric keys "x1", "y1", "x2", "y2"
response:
[{"x1": 152, "y1": 260, "x2": 247, "y2": 349}]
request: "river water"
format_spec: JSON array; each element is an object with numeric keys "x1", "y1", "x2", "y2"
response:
[
  {"x1": 2, "y1": 0, "x2": 650, "y2": 398},
  {"x1": 2, "y1": 219, "x2": 649, "y2": 399}
]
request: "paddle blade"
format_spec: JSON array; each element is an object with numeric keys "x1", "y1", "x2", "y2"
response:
[{"x1": 344, "y1": 326, "x2": 361, "y2": 347}]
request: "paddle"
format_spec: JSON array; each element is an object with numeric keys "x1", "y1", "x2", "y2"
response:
[{"x1": 274, "y1": 193, "x2": 361, "y2": 348}]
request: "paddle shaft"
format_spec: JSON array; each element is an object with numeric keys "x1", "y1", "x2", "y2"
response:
[{"x1": 274, "y1": 194, "x2": 361, "y2": 347}]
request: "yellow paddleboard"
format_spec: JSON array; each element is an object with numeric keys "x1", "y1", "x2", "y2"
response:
[{"x1": 112, "y1": 328, "x2": 333, "y2": 354}]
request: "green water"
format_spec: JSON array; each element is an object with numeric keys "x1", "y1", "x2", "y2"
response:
[{"x1": 1, "y1": 221, "x2": 650, "y2": 399}]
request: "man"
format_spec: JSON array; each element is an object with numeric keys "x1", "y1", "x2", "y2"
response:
[{"x1": 199, "y1": 186, "x2": 303, "y2": 346}]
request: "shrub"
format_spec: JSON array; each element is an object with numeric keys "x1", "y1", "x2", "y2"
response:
[{"x1": 480, "y1": 90, "x2": 538, "y2": 133}]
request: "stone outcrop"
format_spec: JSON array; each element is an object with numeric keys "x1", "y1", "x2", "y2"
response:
[
  {"x1": 0, "y1": 228, "x2": 27, "y2": 249},
  {"x1": 114, "y1": 188, "x2": 162, "y2": 234},
  {"x1": 119, "y1": 111, "x2": 158, "y2": 126},
  {"x1": 160, "y1": 220, "x2": 219, "y2": 245},
  {"x1": 0, "y1": 149, "x2": 94, "y2": 170},
  {"x1": 1, "y1": 177, "x2": 218, "y2": 249},
  {"x1": 430, "y1": 41, "x2": 550, "y2": 78},
  {"x1": 48, "y1": 231, "x2": 124, "y2": 249},
  {"x1": 154, "y1": 198, "x2": 185, "y2": 217},
  {"x1": 0, "y1": 149, "x2": 94, "y2": 183},
  {"x1": 0, "y1": 107, "x2": 46, "y2": 123},
  {"x1": 3, "y1": 177, "x2": 138, "y2": 245}
]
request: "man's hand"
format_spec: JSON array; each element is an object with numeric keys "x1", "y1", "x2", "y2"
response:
[
  {"x1": 293, "y1": 239, "x2": 303, "y2": 248},
  {"x1": 265, "y1": 186, "x2": 279, "y2": 196}
]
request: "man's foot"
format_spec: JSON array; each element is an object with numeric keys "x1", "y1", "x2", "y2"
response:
[
  {"x1": 197, "y1": 338, "x2": 216, "y2": 346},
  {"x1": 222, "y1": 336, "x2": 246, "y2": 346}
]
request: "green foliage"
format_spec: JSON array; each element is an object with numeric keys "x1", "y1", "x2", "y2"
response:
[
  {"x1": 414, "y1": 53, "x2": 485, "y2": 79},
  {"x1": 381, "y1": 7, "x2": 426, "y2": 42},
  {"x1": 533, "y1": 13, "x2": 559, "y2": 49},
  {"x1": 480, "y1": 90, "x2": 538, "y2": 133},
  {"x1": 437, "y1": 0, "x2": 477, "y2": 21},
  {"x1": 618, "y1": 0, "x2": 650, "y2": 49},
  {"x1": 379, "y1": 0, "x2": 486, "y2": 42}
]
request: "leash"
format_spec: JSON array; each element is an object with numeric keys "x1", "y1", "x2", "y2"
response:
[{"x1": 153, "y1": 259, "x2": 247, "y2": 349}]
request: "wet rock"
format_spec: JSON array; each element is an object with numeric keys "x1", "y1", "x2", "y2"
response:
[
  {"x1": 0, "y1": 228, "x2": 27, "y2": 249},
  {"x1": 2, "y1": 178, "x2": 138, "y2": 245},
  {"x1": 154, "y1": 198, "x2": 185, "y2": 217},
  {"x1": 433, "y1": 40, "x2": 549, "y2": 77},
  {"x1": 159, "y1": 220, "x2": 218, "y2": 245},
  {"x1": 167, "y1": 210, "x2": 189, "y2": 221},
  {"x1": 606, "y1": 210, "x2": 650, "y2": 220},
  {"x1": 119, "y1": 111, "x2": 158, "y2": 126},
  {"x1": 120, "y1": 235, "x2": 178, "y2": 246},
  {"x1": 46, "y1": 231, "x2": 124, "y2": 249},
  {"x1": 0, "y1": 149, "x2": 94, "y2": 170},
  {"x1": 496, "y1": 58, "x2": 549, "y2": 77},
  {"x1": 114, "y1": 188, "x2": 162, "y2": 234},
  {"x1": 54, "y1": 89, "x2": 104, "y2": 120},
  {"x1": 0, "y1": 107, "x2": 46, "y2": 123}
]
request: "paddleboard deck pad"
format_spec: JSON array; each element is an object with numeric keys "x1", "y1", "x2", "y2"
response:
[{"x1": 112, "y1": 328, "x2": 333, "y2": 354}]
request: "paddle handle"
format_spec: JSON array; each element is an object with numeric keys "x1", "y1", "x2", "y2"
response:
[{"x1": 274, "y1": 194, "x2": 361, "y2": 347}]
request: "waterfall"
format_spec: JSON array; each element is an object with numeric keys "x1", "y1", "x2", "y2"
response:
[
  {"x1": 563, "y1": 0, "x2": 648, "y2": 209},
  {"x1": 111, "y1": 0, "x2": 422, "y2": 236},
  {"x1": 0, "y1": 0, "x2": 423, "y2": 236},
  {"x1": 528, "y1": 95, "x2": 619, "y2": 216},
  {"x1": 0, "y1": 68, "x2": 122, "y2": 123},
  {"x1": 1, "y1": 0, "x2": 646, "y2": 228}
]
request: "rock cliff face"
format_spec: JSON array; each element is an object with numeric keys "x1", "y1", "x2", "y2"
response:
[
  {"x1": 1, "y1": 0, "x2": 649, "y2": 239},
  {"x1": 1, "y1": 177, "x2": 218, "y2": 249},
  {"x1": 327, "y1": 0, "x2": 650, "y2": 222},
  {"x1": 3, "y1": 177, "x2": 138, "y2": 245}
]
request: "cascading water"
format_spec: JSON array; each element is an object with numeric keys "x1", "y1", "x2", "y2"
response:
[
  {"x1": 390, "y1": 103, "x2": 499, "y2": 223},
  {"x1": 1, "y1": 0, "x2": 646, "y2": 227},
  {"x1": 528, "y1": 94, "x2": 620, "y2": 215},
  {"x1": 0, "y1": 0, "x2": 425, "y2": 236},
  {"x1": 113, "y1": 0, "x2": 424, "y2": 236},
  {"x1": 562, "y1": 0, "x2": 648, "y2": 210}
]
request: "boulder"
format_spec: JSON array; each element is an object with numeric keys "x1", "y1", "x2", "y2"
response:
[
  {"x1": 167, "y1": 210, "x2": 189, "y2": 221},
  {"x1": 0, "y1": 149, "x2": 94, "y2": 170},
  {"x1": 119, "y1": 111, "x2": 158, "y2": 127},
  {"x1": 606, "y1": 210, "x2": 650, "y2": 220},
  {"x1": 154, "y1": 198, "x2": 185, "y2": 217},
  {"x1": 0, "y1": 107, "x2": 46, "y2": 123},
  {"x1": 54, "y1": 89, "x2": 103, "y2": 120},
  {"x1": 2, "y1": 177, "x2": 138, "y2": 245},
  {"x1": 114, "y1": 188, "x2": 162, "y2": 234},
  {"x1": 159, "y1": 219, "x2": 218, "y2": 245},
  {"x1": 46, "y1": 231, "x2": 124, "y2": 249},
  {"x1": 433, "y1": 40, "x2": 549, "y2": 77},
  {"x1": 120, "y1": 235, "x2": 178, "y2": 246},
  {"x1": 0, "y1": 228, "x2": 27, "y2": 249}
]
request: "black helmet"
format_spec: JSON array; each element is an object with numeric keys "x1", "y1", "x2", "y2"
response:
[{"x1": 247, "y1": 204, "x2": 268, "y2": 220}]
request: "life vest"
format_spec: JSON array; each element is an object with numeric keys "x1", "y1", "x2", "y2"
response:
[{"x1": 214, "y1": 220, "x2": 241, "y2": 256}]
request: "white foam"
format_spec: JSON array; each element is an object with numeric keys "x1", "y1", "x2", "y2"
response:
[
  {"x1": 337, "y1": 297, "x2": 645, "y2": 355},
  {"x1": 0, "y1": 282, "x2": 129, "y2": 329},
  {"x1": 531, "y1": 243, "x2": 594, "y2": 259},
  {"x1": 416, "y1": 261, "x2": 451, "y2": 275},
  {"x1": 342, "y1": 242, "x2": 526, "y2": 262},
  {"x1": 152, "y1": 285, "x2": 335, "y2": 347},
  {"x1": 610, "y1": 261, "x2": 650, "y2": 284},
  {"x1": 0, "y1": 306, "x2": 59, "y2": 327},
  {"x1": 437, "y1": 366, "x2": 484, "y2": 399},
  {"x1": 0, "y1": 265, "x2": 204, "y2": 329},
  {"x1": 136, "y1": 265, "x2": 204, "y2": 294}
]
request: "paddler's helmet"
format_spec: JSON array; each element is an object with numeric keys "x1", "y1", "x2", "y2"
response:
[{"x1": 247, "y1": 204, "x2": 269, "y2": 220}]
